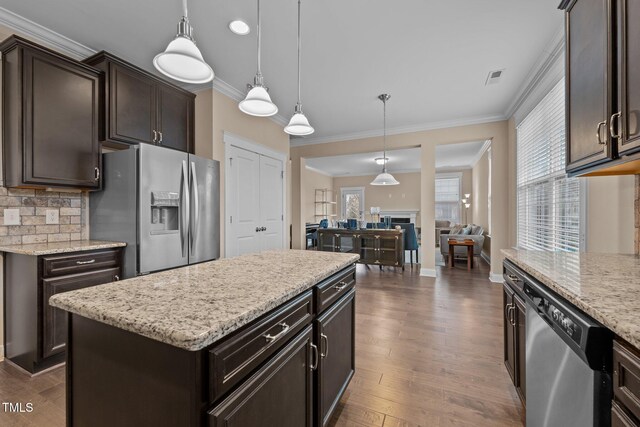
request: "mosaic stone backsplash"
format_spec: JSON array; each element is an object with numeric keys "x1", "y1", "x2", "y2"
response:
[{"x1": 0, "y1": 188, "x2": 88, "y2": 245}]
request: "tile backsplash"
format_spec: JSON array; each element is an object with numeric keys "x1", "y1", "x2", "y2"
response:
[{"x1": 0, "y1": 188, "x2": 88, "y2": 245}]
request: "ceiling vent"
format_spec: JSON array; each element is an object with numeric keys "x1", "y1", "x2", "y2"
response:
[{"x1": 485, "y1": 69, "x2": 505, "y2": 86}]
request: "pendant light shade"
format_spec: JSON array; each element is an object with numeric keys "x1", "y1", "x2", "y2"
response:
[
  {"x1": 285, "y1": 0, "x2": 314, "y2": 136},
  {"x1": 370, "y1": 172, "x2": 400, "y2": 186},
  {"x1": 239, "y1": 84, "x2": 278, "y2": 117},
  {"x1": 371, "y1": 94, "x2": 399, "y2": 186},
  {"x1": 153, "y1": 1, "x2": 214, "y2": 84},
  {"x1": 240, "y1": 0, "x2": 278, "y2": 117}
]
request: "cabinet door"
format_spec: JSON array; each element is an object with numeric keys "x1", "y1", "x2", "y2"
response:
[
  {"x1": 23, "y1": 49, "x2": 101, "y2": 188},
  {"x1": 503, "y1": 283, "x2": 516, "y2": 384},
  {"x1": 157, "y1": 84, "x2": 193, "y2": 153},
  {"x1": 208, "y1": 326, "x2": 313, "y2": 427},
  {"x1": 41, "y1": 268, "x2": 121, "y2": 359},
  {"x1": 109, "y1": 63, "x2": 156, "y2": 145},
  {"x1": 514, "y1": 293, "x2": 526, "y2": 404},
  {"x1": 378, "y1": 234, "x2": 403, "y2": 267},
  {"x1": 616, "y1": 0, "x2": 640, "y2": 156},
  {"x1": 316, "y1": 290, "x2": 355, "y2": 427},
  {"x1": 566, "y1": 0, "x2": 614, "y2": 173}
]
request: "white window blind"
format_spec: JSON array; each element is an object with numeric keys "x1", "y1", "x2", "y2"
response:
[
  {"x1": 435, "y1": 176, "x2": 461, "y2": 223},
  {"x1": 517, "y1": 78, "x2": 581, "y2": 252}
]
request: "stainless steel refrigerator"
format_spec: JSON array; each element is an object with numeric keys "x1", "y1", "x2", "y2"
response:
[{"x1": 90, "y1": 144, "x2": 220, "y2": 278}]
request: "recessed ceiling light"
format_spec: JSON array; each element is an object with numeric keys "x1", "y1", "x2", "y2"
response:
[
  {"x1": 375, "y1": 157, "x2": 388, "y2": 165},
  {"x1": 229, "y1": 20, "x2": 250, "y2": 36}
]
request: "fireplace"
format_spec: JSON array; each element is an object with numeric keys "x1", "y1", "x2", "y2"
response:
[{"x1": 379, "y1": 210, "x2": 418, "y2": 224}]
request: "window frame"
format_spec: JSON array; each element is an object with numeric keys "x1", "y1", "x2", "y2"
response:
[
  {"x1": 340, "y1": 186, "x2": 365, "y2": 220},
  {"x1": 435, "y1": 172, "x2": 463, "y2": 224}
]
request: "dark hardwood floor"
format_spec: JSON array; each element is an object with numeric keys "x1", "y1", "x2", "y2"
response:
[{"x1": 0, "y1": 258, "x2": 523, "y2": 427}]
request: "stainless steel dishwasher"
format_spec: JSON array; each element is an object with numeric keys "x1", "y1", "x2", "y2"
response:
[{"x1": 522, "y1": 268, "x2": 613, "y2": 427}]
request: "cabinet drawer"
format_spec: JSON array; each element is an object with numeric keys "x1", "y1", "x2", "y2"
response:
[
  {"x1": 614, "y1": 340, "x2": 640, "y2": 422},
  {"x1": 315, "y1": 265, "x2": 356, "y2": 314},
  {"x1": 208, "y1": 290, "x2": 313, "y2": 403},
  {"x1": 42, "y1": 248, "x2": 122, "y2": 278},
  {"x1": 613, "y1": 401, "x2": 639, "y2": 427}
]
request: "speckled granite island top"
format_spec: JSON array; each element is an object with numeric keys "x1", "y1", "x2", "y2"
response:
[
  {"x1": 50, "y1": 250, "x2": 359, "y2": 351},
  {"x1": 502, "y1": 249, "x2": 640, "y2": 349},
  {"x1": 0, "y1": 239, "x2": 126, "y2": 255}
]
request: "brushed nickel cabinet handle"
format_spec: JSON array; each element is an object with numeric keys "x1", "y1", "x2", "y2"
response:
[
  {"x1": 114, "y1": 275, "x2": 120, "y2": 281},
  {"x1": 158, "y1": 131, "x2": 163, "y2": 143},
  {"x1": 310, "y1": 343, "x2": 319, "y2": 370},
  {"x1": 94, "y1": 167, "x2": 100, "y2": 181},
  {"x1": 610, "y1": 112, "x2": 621, "y2": 139},
  {"x1": 264, "y1": 322, "x2": 290, "y2": 343},
  {"x1": 76, "y1": 259, "x2": 96, "y2": 265},
  {"x1": 507, "y1": 274, "x2": 519, "y2": 282},
  {"x1": 320, "y1": 333, "x2": 329, "y2": 358},
  {"x1": 153, "y1": 130, "x2": 157, "y2": 143},
  {"x1": 596, "y1": 121, "x2": 607, "y2": 145},
  {"x1": 333, "y1": 281, "x2": 348, "y2": 291},
  {"x1": 504, "y1": 303, "x2": 512, "y2": 321}
]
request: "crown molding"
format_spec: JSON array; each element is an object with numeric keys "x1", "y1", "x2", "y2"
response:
[
  {"x1": 0, "y1": 7, "x2": 95, "y2": 59},
  {"x1": 304, "y1": 165, "x2": 333, "y2": 177},
  {"x1": 503, "y1": 25, "x2": 565, "y2": 119},
  {"x1": 469, "y1": 139, "x2": 492, "y2": 168},
  {"x1": 290, "y1": 114, "x2": 506, "y2": 147}
]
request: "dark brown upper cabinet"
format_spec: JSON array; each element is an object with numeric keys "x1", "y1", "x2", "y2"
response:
[
  {"x1": 84, "y1": 52, "x2": 195, "y2": 154},
  {"x1": 1, "y1": 36, "x2": 102, "y2": 189},
  {"x1": 562, "y1": 0, "x2": 640, "y2": 176}
]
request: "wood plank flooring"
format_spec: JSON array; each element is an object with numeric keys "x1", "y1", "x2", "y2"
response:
[
  {"x1": 0, "y1": 258, "x2": 523, "y2": 427},
  {"x1": 327, "y1": 260, "x2": 524, "y2": 427}
]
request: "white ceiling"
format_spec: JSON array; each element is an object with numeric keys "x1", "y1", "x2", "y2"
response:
[
  {"x1": 306, "y1": 140, "x2": 488, "y2": 176},
  {"x1": 0, "y1": 1, "x2": 563, "y2": 143}
]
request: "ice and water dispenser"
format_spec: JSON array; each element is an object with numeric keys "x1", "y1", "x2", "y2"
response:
[{"x1": 150, "y1": 191, "x2": 179, "y2": 234}]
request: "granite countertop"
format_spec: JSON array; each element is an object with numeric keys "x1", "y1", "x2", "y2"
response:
[
  {"x1": 0, "y1": 240, "x2": 126, "y2": 255},
  {"x1": 502, "y1": 249, "x2": 640, "y2": 349},
  {"x1": 50, "y1": 250, "x2": 360, "y2": 351}
]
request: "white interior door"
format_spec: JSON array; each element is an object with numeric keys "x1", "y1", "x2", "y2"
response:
[
  {"x1": 259, "y1": 155, "x2": 284, "y2": 251},
  {"x1": 226, "y1": 145, "x2": 284, "y2": 257},
  {"x1": 227, "y1": 146, "x2": 261, "y2": 256}
]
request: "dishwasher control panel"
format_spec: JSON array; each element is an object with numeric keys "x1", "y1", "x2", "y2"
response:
[{"x1": 524, "y1": 284, "x2": 583, "y2": 345}]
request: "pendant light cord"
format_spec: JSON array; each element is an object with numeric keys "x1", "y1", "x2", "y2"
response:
[
  {"x1": 382, "y1": 97, "x2": 387, "y2": 173},
  {"x1": 297, "y1": 0, "x2": 302, "y2": 107},
  {"x1": 257, "y1": 0, "x2": 262, "y2": 78},
  {"x1": 182, "y1": 0, "x2": 188, "y2": 18}
]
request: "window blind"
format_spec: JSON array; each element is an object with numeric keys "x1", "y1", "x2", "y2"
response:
[
  {"x1": 435, "y1": 176, "x2": 461, "y2": 223},
  {"x1": 516, "y1": 78, "x2": 581, "y2": 252}
]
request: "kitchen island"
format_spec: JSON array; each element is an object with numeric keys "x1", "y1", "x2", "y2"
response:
[{"x1": 50, "y1": 250, "x2": 359, "y2": 427}]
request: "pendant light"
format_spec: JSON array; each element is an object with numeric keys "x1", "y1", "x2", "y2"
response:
[
  {"x1": 153, "y1": 0, "x2": 214, "y2": 84},
  {"x1": 371, "y1": 94, "x2": 400, "y2": 186},
  {"x1": 284, "y1": 0, "x2": 314, "y2": 136},
  {"x1": 239, "y1": 0, "x2": 278, "y2": 117}
]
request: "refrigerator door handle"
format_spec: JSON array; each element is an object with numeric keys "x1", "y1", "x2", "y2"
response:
[
  {"x1": 181, "y1": 160, "x2": 189, "y2": 258},
  {"x1": 190, "y1": 161, "x2": 200, "y2": 254}
]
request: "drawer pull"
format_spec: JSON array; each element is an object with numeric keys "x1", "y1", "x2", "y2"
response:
[
  {"x1": 264, "y1": 322, "x2": 290, "y2": 343},
  {"x1": 76, "y1": 259, "x2": 96, "y2": 265},
  {"x1": 114, "y1": 275, "x2": 120, "y2": 281},
  {"x1": 320, "y1": 333, "x2": 329, "y2": 358},
  {"x1": 310, "y1": 343, "x2": 319, "y2": 370},
  {"x1": 507, "y1": 274, "x2": 519, "y2": 282},
  {"x1": 333, "y1": 281, "x2": 349, "y2": 291}
]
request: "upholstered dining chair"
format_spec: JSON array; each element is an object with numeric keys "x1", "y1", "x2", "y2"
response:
[{"x1": 392, "y1": 223, "x2": 419, "y2": 267}]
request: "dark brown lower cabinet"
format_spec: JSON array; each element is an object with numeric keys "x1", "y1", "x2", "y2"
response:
[
  {"x1": 208, "y1": 326, "x2": 314, "y2": 427},
  {"x1": 4, "y1": 248, "x2": 122, "y2": 373},
  {"x1": 503, "y1": 281, "x2": 526, "y2": 405},
  {"x1": 613, "y1": 340, "x2": 640, "y2": 426},
  {"x1": 316, "y1": 290, "x2": 356, "y2": 427}
]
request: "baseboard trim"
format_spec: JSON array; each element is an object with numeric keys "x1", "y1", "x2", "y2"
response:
[
  {"x1": 420, "y1": 268, "x2": 437, "y2": 278},
  {"x1": 489, "y1": 273, "x2": 504, "y2": 283},
  {"x1": 481, "y1": 252, "x2": 491, "y2": 265}
]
